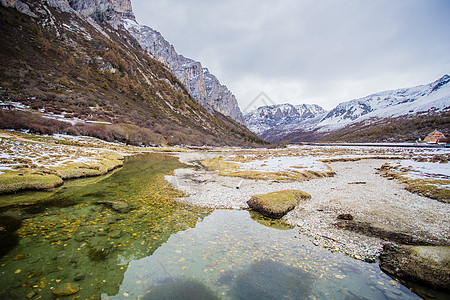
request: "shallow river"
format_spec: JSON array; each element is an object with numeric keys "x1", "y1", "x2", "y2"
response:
[{"x1": 0, "y1": 153, "x2": 436, "y2": 299}]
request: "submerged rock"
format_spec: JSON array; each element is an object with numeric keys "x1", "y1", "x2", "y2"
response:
[
  {"x1": 229, "y1": 259, "x2": 314, "y2": 299},
  {"x1": 379, "y1": 244, "x2": 450, "y2": 291},
  {"x1": 53, "y1": 283, "x2": 80, "y2": 296},
  {"x1": 95, "y1": 200, "x2": 131, "y2": 213},
  {"x1": 0, "y1": 215, "x2": 22, "y2": 256},
  {"x1": 247, "y1": 190, "x2": 311, "y2": 219}
]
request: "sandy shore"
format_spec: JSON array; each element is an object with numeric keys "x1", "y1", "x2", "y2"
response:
[{"x1": 166, "y1": 152, "x2": 450, "y2": 261}]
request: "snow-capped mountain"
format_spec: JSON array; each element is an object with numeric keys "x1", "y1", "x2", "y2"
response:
[
  {"x1": 244, "y1": 103, "x2": 326, "y2": 135},
  {"x1": 317, "y1": 74, "x2": 450, "y2": 132},
  {"x1": 248, "y1": 75, "x2": 450, "y2": 142}
]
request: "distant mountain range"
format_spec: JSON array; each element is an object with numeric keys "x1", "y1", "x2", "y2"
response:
[
  {"x1": 0, "y1": 0, "x2": 261, "y2": 146},
  {"x1": 245, "y1": 75, "x2": 450, "y2": 143}
]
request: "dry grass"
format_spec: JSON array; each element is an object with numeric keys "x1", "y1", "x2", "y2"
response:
[
  {"x1": 378, "y1": 163, "x2": 450, "y2": 204},
  {"x1": 200, "y1": 154, "x2": 335, "y2": 181}
]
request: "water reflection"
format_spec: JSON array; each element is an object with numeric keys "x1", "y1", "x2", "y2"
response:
[{"x1": 111, "y1": 210, "x2": 420, "y2": 300}]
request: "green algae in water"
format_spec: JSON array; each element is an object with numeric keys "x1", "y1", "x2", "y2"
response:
[
  {"x1": 248, "y1": 210, "x2": 294, "y2": 230},
  {"x1": 0, "y1": 153, "x2": 211, "y2": 300}
]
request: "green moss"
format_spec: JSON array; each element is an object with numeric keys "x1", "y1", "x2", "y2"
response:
[
  {"x1": 247, "y1": 189, "x2": 311, "y2": 219},
  {"x1": 55, "y1": 158, "x2": 123, "y2": 179},
  {"x1": 405, "y1": 182, "x2": 450, "y2": 204},
  {"x1": 0, "y1": 171, "x2": 63, "y2": 194}
]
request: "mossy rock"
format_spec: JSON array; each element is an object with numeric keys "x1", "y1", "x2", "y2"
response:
[
  {"x1": 247, "y1": 189, "x2": 311, "y2": 219},
  {"x1": 380, "y1": 244, "x2": 450, "y2": 291},
  {"x1": 0, "y1": 171, "x2": 63, "y2": 194},
  {"x1": 52, "y1": 283, "x2": 80, "y2": 296}
]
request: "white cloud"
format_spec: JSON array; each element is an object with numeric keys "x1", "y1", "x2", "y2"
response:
[{"x1": 131, "y1": 0, "x2": 450, "y2": 110}]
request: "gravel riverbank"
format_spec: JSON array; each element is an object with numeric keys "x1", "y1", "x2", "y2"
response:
[{"x1": 166, "y1": 152, "x2": 450, "y2": 261}]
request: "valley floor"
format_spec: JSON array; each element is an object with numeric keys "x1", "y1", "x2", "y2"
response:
[
  {"x1": 167, "y1": 148, "x2": 450, "y2": 262},
  {"x1": 1, "y1": 130, "x2": 449, "y2": 262}
]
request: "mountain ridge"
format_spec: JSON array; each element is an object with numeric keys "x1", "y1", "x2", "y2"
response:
[{"x1": 245, "y1": 75, "x2": 450, "y2": 143}]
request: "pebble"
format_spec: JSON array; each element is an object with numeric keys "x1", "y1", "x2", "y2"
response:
[{"x1": 52, "y1": 283, "x2": 80, "y2": 296}]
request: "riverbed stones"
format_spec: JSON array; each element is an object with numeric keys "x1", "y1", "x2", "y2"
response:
[
  {"x1": 52, "y1": 283, "x2": 80, "y2": 296},
  {"x1": 95, "y1": 200, "x2": 131, "y2": 213},
  {"x1": 247, "y1": 190, "x2": 311, "y2": 219},
  {"x1": 379, "y1": 244, "x2": 450, "y2": 291}
]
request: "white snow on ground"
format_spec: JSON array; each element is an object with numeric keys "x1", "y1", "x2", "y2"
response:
[
  {"x1": 393, "y1": 160, "x2": 450, "y2": 181},
  {"x1": 0, "y1": 135, "x2": 115, "y2": 172},
  {"x1": 230, "y1": 156, "x2": 329, "y2": 173},
  {"x1": 221, "y1": 145, "x2": 449, "y2": 175}
]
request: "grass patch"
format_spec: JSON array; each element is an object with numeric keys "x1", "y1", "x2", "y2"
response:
[
  {"x1": 54, "y1": 157, "x2": 123, "y2": 179},
  {"x1": 247, "y1": 189, "x2": 311, "y2": 219},
  {"x1": 378, "y1": 164, "x2": 450, "y2": 204},
  {"x1": 0, "y1": 171, "x2": 63, "y2": 194}
]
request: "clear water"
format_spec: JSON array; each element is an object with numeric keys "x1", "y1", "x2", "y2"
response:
[
  {"x1": 0, "y1": 153, "x2": 210, "y2": 299},
  {"x1": 108, "y1": 209, "x2": 420, "y2": 300},
  {"x1": 0, "y1": 153, "x2": 442, "y2": 299}
]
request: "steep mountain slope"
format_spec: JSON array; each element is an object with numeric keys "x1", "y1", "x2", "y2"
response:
[
  {"x1": 249, "y1": 75, "x2": 450, "y2": 143},
  {"x1": 122, "y1": 19, "x2": 245, "y2": 124},
  {"x1": 0, "y1": 0, "x2": 263, "y2": 146},
  {"x1": 244, "y1": 103, "x2": 326, "y2": 135}
]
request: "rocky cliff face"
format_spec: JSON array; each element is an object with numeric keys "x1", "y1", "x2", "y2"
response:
[
  {"x1": 67, "y1": 0, "x2": 134, "y2": 25},
  {"x1": 123, "y1": 19, "x2": 245, "y2": 124}
]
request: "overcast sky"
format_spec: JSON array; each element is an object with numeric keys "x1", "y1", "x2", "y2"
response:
[{"x1": 131, "y1": 0, "x2": 450, "y2": 111}]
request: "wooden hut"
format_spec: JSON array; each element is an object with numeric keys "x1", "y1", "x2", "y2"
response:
[{"x1": 424, "y1": 130, "x2": 447, "y2": 144}]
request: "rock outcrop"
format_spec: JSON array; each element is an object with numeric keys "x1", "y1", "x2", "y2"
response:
[
  {"x1": 379, "y1": 244, "x2": 450, "y2": 291},
  {"x1": 123, "y1": 19, "x2": 245, "y2": 124}
]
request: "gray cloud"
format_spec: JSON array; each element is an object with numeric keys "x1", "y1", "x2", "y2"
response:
[{"x1": 132, "y1": 0, "x2": 450, "y2": 110}]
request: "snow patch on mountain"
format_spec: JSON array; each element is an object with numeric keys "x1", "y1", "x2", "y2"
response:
[
  {"x1": 317, "y1": 74, "x2": 450, "y2": 132},
  {"x1": 244, "y1": 103, "x2": 326, "y2": 135}
]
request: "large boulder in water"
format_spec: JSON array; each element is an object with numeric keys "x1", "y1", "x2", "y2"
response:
[
  {"x1": 247, "y1": 189, "x2": 311, "y2": 219},
  {"x1": 379, "y1": 244, "x2": 450, "y2": 291}
]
